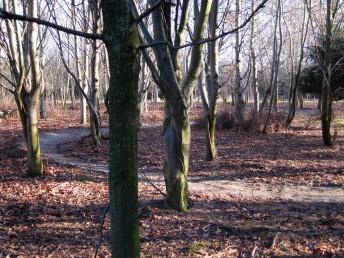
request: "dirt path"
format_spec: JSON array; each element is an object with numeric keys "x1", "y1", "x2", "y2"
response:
[{"x1": 40, "y1": 127, "x2": 344, "y2": 203}]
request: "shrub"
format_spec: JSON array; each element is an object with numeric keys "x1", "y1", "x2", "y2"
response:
[{"x1": 193, "y1": 109, "x2": 285, "y2": 133}]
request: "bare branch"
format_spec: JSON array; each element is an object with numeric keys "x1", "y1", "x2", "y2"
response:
[
  {"x1": 139, "y1": 0, "x2": 269, "y2": 50},
  {"x1": 0, "y1": 8, "x2": 105, "y2": 40},
  {"x1": 0, "y1": 71, "x2": 16, "y2": 87},
  {"x1": 0, "y1": 83, "x2": 14, "y2": 94},
  {"x1": 134, "y1": 0, "x2": 164, "y2": 24}
]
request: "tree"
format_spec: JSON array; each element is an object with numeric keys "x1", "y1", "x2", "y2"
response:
[
  {"x1": 1, "y1": 1, "x2": 141, "y2": 256},
  {"x1": 89, "y1": 0, "x2": 102, "y2": 146},
  {"x1": 234, "y1": 0, "x2": 245, "y2": 123},
  {"x1": 48, "y1": 0, "x2": 102, "y2": 147},
  {"x1": 321, "y1": 0, "x2": 334, "y2": 146},
  {"x1": 261, "y1": 0, "x2": 283, "y2": 133},
  {"x1": 1, "y1": 0, "x2": 43, "y2": 177},
  {"x1": 102, "y1": 0, "x2": 141, "y2": 256},
  {"x1": 200, "y1": 0, "x2": 220, "y2": 161},
  {"x1": 299, "y1": 0, "x2": 342, "y2": 146},
  {"x1": 141, "y1": 0, "x2": 211, "y2": 211},
  {"x1": 285, "y1": 0, "x2": 310, "y2": 127},
  {"x1": 137, "y1": 0, "x2": 212, "y2": 211},
  {"x1": 250, "y1": 0, "x2": 259, "y2": 114}
]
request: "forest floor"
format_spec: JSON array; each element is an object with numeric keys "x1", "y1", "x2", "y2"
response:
[{"x1": 0, "y1": 102, "x2": 344, "y2": 257}]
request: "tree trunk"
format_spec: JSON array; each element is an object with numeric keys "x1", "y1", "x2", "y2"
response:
[
  {"x1": 297, "y1": 91, "x2": 304, "y2": 109},
  {"x1": 102, "y1": 0, "x2": 140, "y2": 256},
  {"x1": 273, "y1": 83, "x2": 279, "y2": 112},
  {"x1": 199, "y1": 68, "x2": 217, "y2": 161},
  {"x1": 25, "y1": 101, "x2": 43, "y2": 177},
  {"x1": 262, "y1": 0, "x2": 282, "y2": 133},
  {"x1": 234, "y1": 0, "x2": 245, "y2": 123},
  {"x1": 163, "y1": 103, "x2": 190, "y2": 211},
  {"x1": 90, "y1": 1, "x2": 101, "y2": 146},
  {"x1": 80, "y1": 90, "x2": 87, "y2": 125},
  {"x1": 141, "y1": 0, "x2": 211, "y2": 211},
  {"x1": 206, "y1": 0, "x2": 219, "y2": 161},
  {"x1": 205, "y1": 110, "x2": 216, "y2": 160},
  {"x1": 321, "y1": 0, "x2": 333, "y2": 146},
  {"x1": 40, "y1": 89, "x2": 47, "y2": 119},
  {"x1": 26, "y1": 0, "x2": 43, "y2": 177}
]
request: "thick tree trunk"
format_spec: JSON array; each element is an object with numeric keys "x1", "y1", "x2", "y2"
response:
[
  {"x1": 15, "y1": 92, "x2": 43, "y2": 177},
  {"x1": 26, "y1": 103, "x2": 43, "y2": 176},
  {"x1": 163, "y1": 103, "x2": 190, "y2": 211},
  {"x1": 102, "y1": 0, "x2": 140, "y2": 257},
  {"x1": 26, "y1": 0, "x2": 43, "y2": 177},
  {"x1": 143, "y1": 0, "x2": 211, "y2": 211}
]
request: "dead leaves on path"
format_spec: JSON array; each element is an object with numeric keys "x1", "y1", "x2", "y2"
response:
[{"x1": 1, "y1": 104, "x2": 344, "y2": 257}]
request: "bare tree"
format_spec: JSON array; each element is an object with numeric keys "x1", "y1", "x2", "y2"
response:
[
  {"x1": 285, "y1": 0, "x2": 310, "y2": 127},
  {"x1": 199, "y1": 0, "x2": 220, "y2": 161},
  {"x1": 234, "y1": 0, "x2": 245, "y2": 123},
  {"x1": 1, "y1": 0, "x2": 44, "y2": 176}
]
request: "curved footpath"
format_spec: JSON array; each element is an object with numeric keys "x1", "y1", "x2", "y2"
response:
[{"x1": 39, "y1": 127, "x2": 344, "y2": 203}]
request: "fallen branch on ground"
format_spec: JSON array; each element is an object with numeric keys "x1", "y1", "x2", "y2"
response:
[{"x1": 93, "y1": 205, "x2": 109, "y2": 258}]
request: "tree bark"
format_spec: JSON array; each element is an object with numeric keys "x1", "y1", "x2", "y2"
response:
[
  {"x1": 163, "y1": 102, "x2": 190, "y2": 211},
  {"x1": 321, "y1": 0, "x2": 333, "y2": 146},
  {"x1": 250, "y1": 1, "x2": 259, "y2": 113},
  {"x1": 234, "y1": 0, "x2": 245, "y2": 124},
  {"x1": 202, "y1": 0, "x2": 219, "y2": 161},
  {"x1": 148, "y1": 0, "x2": 211, "y2": 211},
  {"x1": 102, "y1": 0, "x2": 140, "y2": 256},
  {"x1": 262, "y1": 0, "x2": 282, "y2": 133},
  {"x1": 90, "y1": 0, "x2": 101, "y2": 146}
]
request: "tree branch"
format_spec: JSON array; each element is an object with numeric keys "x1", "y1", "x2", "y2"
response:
[
  {"x1": 134, "y1": 0, "x2": 164, "y2": 24},
  {"x1": 0, "y1": 71, "x2": 16, "y2": 88},
  {"x1": 139, "y1": 0, "x2": 269, "y2": 50},
  {"x1": 0, "y1": 83, "x2": 14, "y2": 94},
  {"x1": 0, "y1": 8, "x2": 105, "y2": 40}
]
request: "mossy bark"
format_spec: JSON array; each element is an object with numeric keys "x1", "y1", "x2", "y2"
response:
[
  {"x1": 163, "y1": 103, "x2": 190, "y2": 211},
  {"x1": 15, "y1": 90, "x2": 43, "y2": 177},
  {"x1": 102, "y1": 0, "x2": 140, "y2": 257},
  {"x1": 26, "y1": 103, "x2": 43, "y2": 177},
  {"x1": 147, "y1": 0, "x2": 211, "y2": 211}
]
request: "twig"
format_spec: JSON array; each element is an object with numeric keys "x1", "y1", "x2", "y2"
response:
[
  {"x1": 140, "y1": 171, "x2": 166, "y2": 197},
  {"x1": 250, "y1": 245, "x2": 258, "y2": 258},
  {"x1": 0, "y1": 144, "x2": 17, "y2": 151},
  {"x1": 48, "y1": 245, "x2": 61, "y2": 258},
  {"x1": 271, "y1": 232, "x2": 281, "y2": 249},
  {"x1": 93, "y1": 205, "x2": 109, "y2": 258}
]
